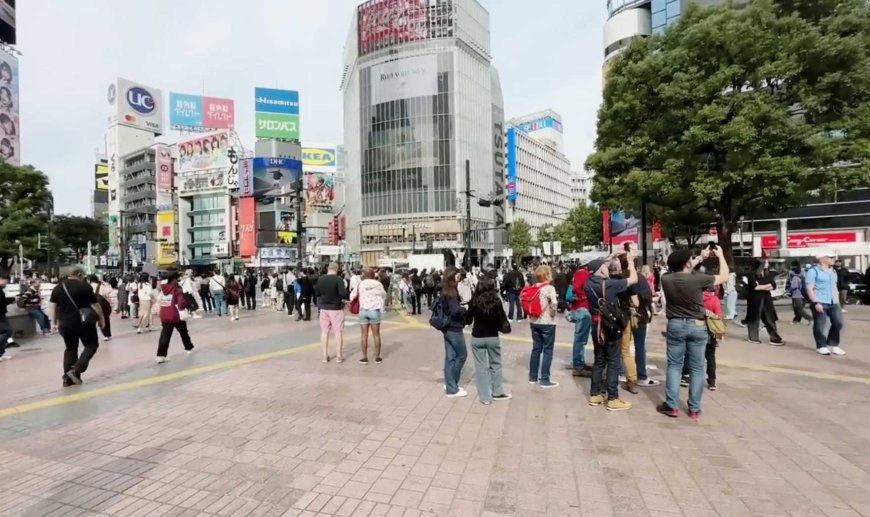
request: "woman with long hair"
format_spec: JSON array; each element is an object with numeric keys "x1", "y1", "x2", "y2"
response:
[
  {"x1": 225, "y1": 274, "x2": 242, "y2": 321},
  {"x1": 135, "y1": 273, "x2": 154, "y2": 333},
  {"x1": 465, "y1": 277, "x2": 512, "y2": 404},
  {"x1": 439, "y1": 266, "x2": 468, "y2": 397},
  {"x1": 350, "y1": 267, "x2": 387, "y2": 364}
]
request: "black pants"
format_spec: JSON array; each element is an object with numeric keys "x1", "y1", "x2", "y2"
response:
[
  {"x1": 244, "y1": 291, "x2": 256, "y2": 310},
  {"x1": 296, "y1": 297, "x2": 311, "y2": 321},
  {"x1": 748, "y1": 307, "x2": 781, "y2": 342},
  {"x1": 682, "y1": 338, "x2": 717, "y2": 384},
  {"x1": 0, "y1": 316, "x2": 10, "y2": 358},
  {"x1": 60, "y1": 323, "x2": 100, "y2": 376},
  {"x1": 98, "y1": 298, "x2": 112, "y2": 338},
  {"x1": 791, "y1": 299, "x2": 812, "y2": 323},
  {"x1": 285, "y1": 290, "x2": 296, "y2": 315},
  {"x1": 200, "y1": 290, "x2": 213, "y2": 312},
  {"x1": 411, "y1": 292, "x2": 422, "y2": 314},
  {"x1": 157, "y1": 322, "x2": 194, "y2": 357}
]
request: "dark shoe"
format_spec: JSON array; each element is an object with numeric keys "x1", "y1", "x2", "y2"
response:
[
  {"x1": 680, "y1": 376, "x2": 689, "y2": 387},
  {"x1": 708, "y1": 382, "x2": 717, "y2": 391},
  {"x1": 6, "y1": 341, "x2": 19, "y2": 348},
  {"x1": 572, "y1": 367, "x2": 592, "y2": 378},
  {"x1": 375, "y1": 357, "x2": 383, "y2": 364},
  {"x1": 359, "y1": 358, "x2": 369, "y2": 365},
  {"x1": 657, "y1": 403, "x2": 679, "y2": 418},
  {"x1": 62, "y1": 376, "x2": 74, "y2": 388},
  {"x1": 623, "y1": 380, "x2": 639, "y2": 394},
  {"x1": 688, "y1": 409, "x2": 701, "y2": 421},
  {"x1": 768, "y1": 339, "x2": 785, "y2": 346},
  {"x1": 65, "y1": 370, "x2": 83, "y2": 385},
  {"x1": 493, "y1": 394, "x2": 512, "y2": 401}
]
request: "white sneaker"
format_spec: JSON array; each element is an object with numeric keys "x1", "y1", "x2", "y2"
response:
[
  {"x1": 0, "y1": 355, "x2": 11, "y2": 362},
  {"x1": 618, "y1": 375, "x2": 627, "y2": 383},
  {"x1": 829, "y1": 346, "x2": 846, "y2": 356},
  {"x1": 136, "y1": 328, "x2": 142, "y2": 334},
  {"x1": 103, "y1": 337, "x2": 111, "y2": 342},
  {"x1": 156, "y1": 356, "x2": 169, "y2": 364},
  {"x1": 817, "y1": 347, "x2": 831, "y2": 355},
  {"x1": 446, "y1": 387, "x2": 468, "y2": 398}
]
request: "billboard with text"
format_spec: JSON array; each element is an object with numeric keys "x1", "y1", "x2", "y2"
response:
[
  {"x1": 254, "y1": 87, "x2": 300, "y2": 140},
  {"x1": 169, "y1": 92, "x2": 235, "y2": 130},
  {"x1": 111, "y1": 77, "x2": 164, "y2": 135},
  {"x1": 358, "y1": 0, "x2": 428, "y2": 56},
  {"x1": 370, "y1": 54, "x2": 438, "y2": 105}
]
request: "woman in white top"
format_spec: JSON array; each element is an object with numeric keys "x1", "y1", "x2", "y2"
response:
[
  {"x1": 528, "y1": 265, "x2": 559, "y2": 388},
  {"x1": 136, "y1": 274, "x2": 154, "y2": 333},
  {"x1": 350, "y1": 267, "x2": 387, "y2": 364}
]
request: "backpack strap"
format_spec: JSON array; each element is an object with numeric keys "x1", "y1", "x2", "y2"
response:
[{"x1": 597, "y1": 279, "x2": 606, "y2": 344}]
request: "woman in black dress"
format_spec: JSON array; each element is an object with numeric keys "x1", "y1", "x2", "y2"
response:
[{"x1": 745, "y1": 259, "x2": 784, "y2": 346}]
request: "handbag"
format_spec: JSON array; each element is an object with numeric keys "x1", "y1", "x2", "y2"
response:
[
  {"x1": 349, "y1": 297, "x2": 360, "y2": 315},
  {"x1": 62, "y1": 281, "x2": 99, "y2": 325},
  {"x1": 177, "y1": 307, "x2": 191, "y2": 322},
  {"x1": 705, "y1": 310, "x2": 726, "y2": 340},
  {"x1": 499, "y1": 310, "x2": 512, "y2": 334}
]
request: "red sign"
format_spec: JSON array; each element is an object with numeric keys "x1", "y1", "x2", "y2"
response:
[
  {"x1": 202, "y1": 97, "x2": 235, "y2": 130},
  {"x1": 761, "y1": 232, "x2": 858, "y2": 250},
  {"x1": 358, "y1": 0, "x2": 428, "y2": 56},
  {"x1": 602, "y1": 210, "x2": 611, "y2": 245},
  {"x1": 651, "y1": 220, "x2": 663, "y2": 241},
  {"x1": 239, "y1": 198, "x2": 257, "y2": 257},
  {"x1": 155, "y1": 144, "x2": 173, "y2": 193}
]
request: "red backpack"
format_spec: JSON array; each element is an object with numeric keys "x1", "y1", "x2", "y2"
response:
[{"x1": 520, "y1": 282, "x2": 546, "y2": 318}]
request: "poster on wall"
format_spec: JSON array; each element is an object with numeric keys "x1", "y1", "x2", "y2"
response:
[
  {"x1": 155, "y1": 143, "x2": 173, "y2": 192},
  {"x1": 177, "y1": 130, "x2": 231, "y2": 172},
  {"x1": 305, "y1": 173, "x2": 335, "y2": 213},
  {"x1": 358, "y1": 0, "x2": 428, "y2": 55},
  {"x1": 158, "y1": 243, "x2": 178, "y2": 266},
  {"x1": 610, "y1": 210, "x2": 640, "y2": 245},
  {"x1": 252, "y1": 157, "x2": 302, "y2": 198},
  {"x1": 0, "y1": 48, "x2": 19, "y2": 165},
  {"x1": 369, "y1": 54, "x2": 438, "y2": 105}
]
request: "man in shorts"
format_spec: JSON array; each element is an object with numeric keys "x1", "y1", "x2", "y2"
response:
[{"x1": 315, "y1": 262, "x2": 349, "y2": 363}]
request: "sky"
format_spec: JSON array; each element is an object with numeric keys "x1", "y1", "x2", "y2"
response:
[{"x1": 17, "y1": 0, "x2": 606, "y2": 216}]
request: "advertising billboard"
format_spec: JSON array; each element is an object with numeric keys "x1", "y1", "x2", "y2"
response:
[
  {"x1": 517, "y1": 116, "x2": 563, "y2": 134},
  {"x1": 158, "y1": 243, "x2": 178, "y2": 266},
  {"x1": 237, "y1": 158, "x2": 253, "y2": 197},
  {"x1": 95, "y1": 162, "x2": 109, "y2": 191},
  {"x1": 302, "y1": 146, "x2": 337, "y2": 173},
  {"x1": 169, "y1": 92, "x2": 235, "y2": 130},
  {"x1": 155, "y1": 143, "x2": 173, "y2": 193},
  {"x1": 370, "y1": 55, "x2": 438, "y2": 105},
  {"x1": 203, "y1": 97, "x2": 235, "y2": 129},
  {"x1": 238, "y1": 197, "x2": 257, "y2": 257},
  {"x1": 177, "y1": 169, "x2": 225, "y2": 196},
  {"x1": 156, "y1": 211, "x2": 175, "y2": 243},
  {"x1": 177, "y1": 130, "x2": 231, "y2": 172},
  {"x1": 506, "y1": 128, "x2": 518, "y2": 202},
  {"x1": 0, "y1": 47, "x2": 19, "y2": 165},
  {"x1": 114, "y1": 78, "x2": 164, "y2": 135},
  {"x1": 306, "y1": 173, "x2": 336, "y2": 213},
  {"x1": 254, "y1": 88, "x2": 300, "y2": 140},
  {"x1": 760, "y1": 232, "x2": 859, "y2": 250},
  {"x1": 252, "y1": 157, "x2": 303, "y2": 198},
  {"x1": 610, "y1": 210, "x2": 639, "y2": 245},
  {"x1": 358, "y1": 0, "x2": 428, "y2": 56}
]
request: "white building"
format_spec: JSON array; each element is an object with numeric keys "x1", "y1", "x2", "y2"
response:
[
  {"x1": 505, "y1": 118, "x2": 574, "y2": 241},
  {"x1": 571, "y1": 170, "x2": 593, "y2": 207}
]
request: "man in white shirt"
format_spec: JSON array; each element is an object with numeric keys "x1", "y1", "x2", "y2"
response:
[
  {"x1": 283, "y1": 268, "x2": 298, "y2": 316},
  {"x1": 210, "y1": 271, "x2": 227, "y2": 317}
]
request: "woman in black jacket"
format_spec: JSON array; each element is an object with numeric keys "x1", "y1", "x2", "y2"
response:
[
  {"x1": 745, "y1": 259, "x2": 784, "y2": 345},
  {"x1": 465, "y1": 277, "x2": 512, "y2": 404},
  {"x1": 440, "y1": 267, "x2": 468, "y2": 398}
]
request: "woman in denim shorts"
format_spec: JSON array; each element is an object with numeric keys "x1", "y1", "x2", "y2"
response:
[{"x1": 350, "y1": 268, "x2": 387, "y2": 364}]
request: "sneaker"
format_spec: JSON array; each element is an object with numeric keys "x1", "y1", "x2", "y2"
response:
[
  {"x1": 830, "y1": 346, "x2": 846, "y2": 356},
  {"x1": 618, "y1": 375, "x2": 627, "y2": 383},
  {"x1": 708, "y1": 382, "x2": 717, "y2": 391},
  {"x1": 0, "y1": 355, "x2": 11, "y2": 362},
  {"x1": 769, "y1": 339, "x2": 785, "y2": 346},
  {"x1": 688, "y1": 409, "x2": 701, "y2": 421},
  {"x1": 103, "y1": 337, "x2": 111, "y2": 342},
  {"x1": 736, "y1": 321, "x2": 747, "y2": 328},
  {"x1": 588, "y1": 394, "x2": 606, "y2": 406},
  {"x1": 359, "y1": 358, "x2": 369, "y2": 365},
  {"x1": 528, "y1": 379, "x2": 538, "y2": 385},
  {"x1": 624, "y1": 381, "x2": 639, "y2": 394},
  {"x1": 749, "y1": 340, "x2": 763, "y2": 344},
  {"x1": 539, "y1": 381, "x2": 560, "y2": 389},
  {"x1": 375, "y1": 357, "x2": 383, "y2": 364},
  {"x1": 493, "y1": 394, "x2": 512, "y2": 401},
  {"x1": 657, "y1": 403, "x2": 679, "y2": 418},
  {"x1": 637, "y1": 379, "x2": 661, "y2": 387},
  {"x1": 841, "y1": 309, "x2": 848, "y2": 314},
  {"x1": 65, "y1": 370, "x2": 83, "y2": 385},
  {"x1": 480, "y1": 400, "x2": 492, "y2": 405},
  {"x1": 606, "y1": 399, "x2": 632, "y2": 412},
  {"x1": 572, "y1": 367, "x2": 592, "y2": 378},
  {"x1": 680, "y1": 377, "x2": 689, "y2": 387},
  {"x1": 156, "y1": 356, "x2": 169, "y2": 364},
  {"x1": 817, "y1": 347, "x2": 831, "y2": 355},
  {"x1": 6, "y1": 340, "x2": 19, "y2": 348},
  {"x1": 136, "y1": 328, "x2": 142, "y2": 334},
  {"x1": 446, "y1": 387, "x2": 468, "y2": 398},
  {"x1": 186, "y1": 348, "x2": 195, "y2": 355}
]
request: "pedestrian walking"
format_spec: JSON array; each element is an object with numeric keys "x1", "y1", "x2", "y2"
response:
[
  {"x1": 295, "y1": 269, "x2": 314, "y2": 321},
  {"x1": 89, "y1": 276, "x2": 114, "y2": 341},
  {"x1": 243, "y1": 270, "x2": 258, "y2": 310},
  {"x1": 315, "y1": 262, "x2": 349, "y2": 363},
  {"x1": 271, "y1": 274, "x2": 283, "y2": 311},
  {"x1": 410, "y1": 269, "x2": 423, "y2": 315},
  {"x1": 834, "y1": 260, "x2": 849, "y2": 313},
  {"x1": 0, "y1": 271, "x2": 16, "y2": 362},
  {"x1": 182, "y1": 271, "x2": 204, "y2": 318},
  {"x1": 806, "y1": 253, "x2": 846, "y2": 356},
  {"x1": 50, "y1": 266, "x2": 106, "y2": 386},
  {"x1": 210, "y1": 270, "x2": 227, "y2": 317},
  {"x1": 226, "y1": 275, "x2": 242, "y2": 320},
  {"x1": 199, "y1": 273, "x2": 214, "y2": 314},
  {"x1": 502, "y1": 264, "x2": 526, "y2": 321},
  {"x1": 435, "y1": 267, "x2": 468, "y2": 397},
  {"x1": 465, "y1": 277, "x2": 512, "y2": 405},
  {"x1": 745, "y1": 259, "x2": 784, "y2": 346},
  {"x1": 787, "y1": 263, "x2": 813, "y2": 325},
  {"x1": 156, "y1": 272, "x2": 194, "y2": 363},
  {"x1": 19, "y1": 279, "x2": 51, "y2": 335},
  {"x1": 283, "y1": 268, "x2": 297, "y2": 316},
  {"x1": 136, "y1": 273, "x2": 155, "y2": 333},
  {"x1": 351, "y1": 267, "x2": 387, "y2": 364},
  {"x1": 657, "y1": 247, "x2": 729, "y2": 421},
  {"x1": 525, "y1": 265, "x2": 560, "y2": 389}
]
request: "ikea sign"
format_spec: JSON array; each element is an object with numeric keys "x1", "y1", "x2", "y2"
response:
[{"x1": 302, "y1": 147, "x2": 337, "y2": 168}]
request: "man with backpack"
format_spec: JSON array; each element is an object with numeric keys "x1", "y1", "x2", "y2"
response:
[
  {"x1": 585, "y1": 252, "x2": 637, "y2": 411},
  {"x1": 566, "y1": 264, "x2": 592, "y2": 377},
  {"x1": 502, "y1": 264, "x2": 525, "y2": 321},
  {"x1": 787, "y1": 262, "x2": 813, "y2": 325},
  {"x1": 619, "y1": 256, "x2": 658, "y2": 391}
]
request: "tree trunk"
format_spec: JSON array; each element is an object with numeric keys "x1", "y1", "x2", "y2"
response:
[{"x1": 716, "y1": 217, "x2": 735, "y2": 268}]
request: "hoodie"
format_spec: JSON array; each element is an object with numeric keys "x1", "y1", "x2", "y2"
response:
[
  {"x1": 352, "y1": 278, "x2": 387, "y2": 311},
  {"x1": 159, "y1": 283, "x2": 188, "y2": 324}
]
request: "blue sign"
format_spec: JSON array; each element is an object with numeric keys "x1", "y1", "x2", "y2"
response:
[
  {"x1": 506, "y1": 128, "x2": 518, "y2": 203},
  {"x1": 139, "y1": 243, "x2": 147, "y2": 262},
  {"x1": 252, "y1": 157, "x2": 303, "y2": 197},
  {"x1": 254, "y1": 88, "x2": 300, "y2": 115},
  {"x1": 169, "y1": 92, "x2": 203, "y2": 128},
  {"x1": 127, "y1": 86, "x2": 157, "y2": 115},
  {"x1": 517, "y1": 116, "x2": 563, "y2": 134}
]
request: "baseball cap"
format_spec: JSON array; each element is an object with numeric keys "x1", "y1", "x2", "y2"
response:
[
  {"x1": 586, "y1": 259, "x2": 606, "y2": 274},
  {"x1": 667, "y1": 250, "x2": 694, "y2": 272},
  {"x1": 816, "y1": 252, "x2": 837, "y2": 260}
]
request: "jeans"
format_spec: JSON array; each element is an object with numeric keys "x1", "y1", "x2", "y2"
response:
[
  {"x1": 529, "y1": 324, "x2": 556, "y2": 383},
  {"x1": 284, "y1": 290, "x2": 295, "y2": 315},
  {"x1": 633, "y1": 324, "x2": 649, "y2": 380},
  {"x1": 28, "y1": 308, "x2": 51, "y2": 332},
  {"x1": 812, "y1": 303, "x2": 843, "y2": 349},
  {"x1": 212, "y1": 292, "x2": 227, "y2": 316},
  {"x1": 60, "y1": 323, "x2": 100, "y2": 376},
  {"x1": 571, "y1": 308, "x2": 591, "y2": 368},
  {"x1": 791, "y1": 298, "x2": 812, "y2": 323},
  {"x1": 200, "y1": 290, "x2": 213, "y2": 312},
  {"x1": 590, "y1": 329, "x2": 621, "y2": 400},
  {"x1": 157, "y1": 322, "x2": 194, "y2": 357},
  {"x1": 665, "y1": 318, "x2": 708, "y2": 412},
  {"x1": 724, "y1": 292, "x2": 737, "y2": 320},
  {"x1": 506, "y1": 292, "x2": 524, "y2": 320},
  {"x1": 471, "y1": 336, "x2": 504, "y2": 403},
  {"x1": 443, "y1": 331, "x2": 467, "y2": 395},
  {"x1": 296, "y1": 296, "x2": 311, "y2": 320}
]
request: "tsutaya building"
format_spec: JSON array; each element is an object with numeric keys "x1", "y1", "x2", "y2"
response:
[{"x1": 341, "y1": 0, "x2": 506, "y2": 267}]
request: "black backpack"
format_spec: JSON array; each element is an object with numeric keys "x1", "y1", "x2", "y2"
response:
[
  {"x1": 276, "y1": 278, "x2": 284, "y2": 291},
  {"x1": 429, "y1": 295, "x2": 450, "y2": 331},
  {"x1": 597, "y1": 279, "x2": 628, "y2": 340},
  {"x1": 424, "y1": 275, "x2": 435, "y2": 289}
]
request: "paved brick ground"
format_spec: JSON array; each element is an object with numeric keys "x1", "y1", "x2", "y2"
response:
[{"x1": 1, "y1": 306, "x2": 869, "y2": 516}]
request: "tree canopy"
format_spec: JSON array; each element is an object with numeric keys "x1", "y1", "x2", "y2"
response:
[
  {"x1": 0, "y1": 162, "x2": 53, "y2": 271},
  {"x1": 553, "y1": 205, "x2": 603, "y2": 252},
  {"x1": 53, "y1": 215, "x2": 108, "y2": 257},
  {"x1": 587, "y1": 0, "x2": 870, "y2": 263},
  {"x1": 508, "y1": 219, "x2": 533, "y2": 258}
]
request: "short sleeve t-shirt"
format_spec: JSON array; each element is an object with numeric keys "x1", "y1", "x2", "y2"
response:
[
  {"x1": 49, "y1": 279, "x2": 98, "y2": 327},
  {"x1": 805, "y1": 266, "x2": 837, "y2": 304},
  {"x1": 661, "y1": 272, "x2": 715, "y2": 320},
  {"x1": 585, "y1": 276, "x2": 629, "y2": 317}
]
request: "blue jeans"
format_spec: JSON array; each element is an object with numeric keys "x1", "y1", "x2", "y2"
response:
[
  {"x1": 590, "y1": 328, "x2": 621, "y2": 399},
  {"x1": 633, "y1": 324, "x2": 649, "y2": 380},
  {"x1": 572, "y1": 308, "x2": 591, "y2": 368},
  {"x1": 471, "y1": 336, "x2": 504, "y2": 403},
  {"x1": 529, "y1": 324, "x2": 556, "y2": 383},
  {"x1": 212, "y1": 292, "x2": 227, "y2": 316},
  {"x1": 506, "y1": 292, "x2": 523, "y2": 320},
  {"x1": 28, "y1": 308, "x2": 51, "y2": 332},
  {"x1": 443, "y1": 331, "x2": 467, "y2": 395},
  {"x1": 812, "y1": 303, "x2": 843, "y2": 349},
  {"x1": 665, "y1": 318, "x2": 709, "y2": 412},
  {"x1": 724, "y1": 292, "x2": 738, "y2": 320}
]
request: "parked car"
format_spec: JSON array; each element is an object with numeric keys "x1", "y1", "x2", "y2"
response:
[{"x1": 844, "y1": 271, "x2": 868, "y2": 305}]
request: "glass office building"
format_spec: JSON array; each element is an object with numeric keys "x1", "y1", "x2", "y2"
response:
[{"x1": 342, "y1": 0, "x2": 505, "y2": 267}]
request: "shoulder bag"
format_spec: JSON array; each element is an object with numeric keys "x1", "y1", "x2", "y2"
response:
[{"x1": 62, "y1": 281, "x2": 100, "y2": 325}]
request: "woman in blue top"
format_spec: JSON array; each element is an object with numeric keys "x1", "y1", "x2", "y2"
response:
[{"x1": 440, "y1": 267, "x2": 468, "y2": 398}]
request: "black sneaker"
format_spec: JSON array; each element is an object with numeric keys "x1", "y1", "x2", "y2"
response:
[
  {"x1": 708, "y1": 382, "x2": 717, "y2": 391},
  {"x1": 359, "y1": 358, "x2": 369, "y2": 365},
  {"x1": 680, "y1": 376, "x2": 689, "y2": 387},
  {"x1": 493, "y1": 394, "x2": 512, "y2": 401},
  {"x1": 6, "y1": 340, "x2": 19, "y2": 348},
  {"x1": 769, "y1": 339, "x2": 785, "y2": 346},
  {"x1": 657, "y1": 403, "x2": 679, "y2": 418},
  {"x1": 65, "y1": 370, "x2": 83, "y2": 385}
]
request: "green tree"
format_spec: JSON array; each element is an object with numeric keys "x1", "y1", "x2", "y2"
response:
[
  {"x1": 587, "y1": 0, "x2": 870, "y2": 264},
  {"x1": 0, "y1": 162, "x2": 53, "y2": 271},
  {"x1": 554, "y1": 205, "x2": 604, "y2": 252},
  {"x1": 508, "y1": 219, "x2": 533, "y2": 258},
  {"x1": 53, "y1": 215, "x2": 108, "y2": 257}
]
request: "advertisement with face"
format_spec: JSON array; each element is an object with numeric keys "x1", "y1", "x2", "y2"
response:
[
  {"x1": 306, "y1": 173, "x2": 336, "y2": 213},
  {"x1": 370, "y1": 54, "x2": 438, "y2": 105},
  {"x1": 252, "y1": 157, "x2": 303, "y2": 198},
  {"x1": 116, "y1": 78, "x2": 164, "y2": 135},
  {"x1": 177, "y1": 130, "x2": 231, "y2": 172},
  {"x1": 0, "y1": 48, "x2": 19, "y2": 165},
  {"x1": 358, "y1": 0, "x2": 428, "y2": 55}
]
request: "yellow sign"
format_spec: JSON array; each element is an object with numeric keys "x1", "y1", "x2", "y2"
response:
[
  {"x1": 158, "y1": 243, "x2": 178, "y2": 266},
  {"x1": 95, "y1": 163, "x2": 109, "y2": 191},
  {"x1": 302, "y1": 147, "x2": 336, "y2": 167},
  {"x1": 156, "y1": 211, "x2": 175, "y2": 242}
]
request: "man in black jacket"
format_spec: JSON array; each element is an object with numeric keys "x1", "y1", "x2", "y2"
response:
[
  {"x1": 295, "y1": 269, "x2": 314, "y2": 321},
  {"x1": 0, "y1": 271, "x2": 15, "y2": 361},
  {"x1": 502, "y1": 264, "x2": 525, "y2": 321},
  {"x1": 243, "y1": 271, "x2": 258, "y2": 310}
]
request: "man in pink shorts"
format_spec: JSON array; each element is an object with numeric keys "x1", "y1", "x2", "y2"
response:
[{"x1": 315, "y1": 263, "x2": 349, "y2": 362}]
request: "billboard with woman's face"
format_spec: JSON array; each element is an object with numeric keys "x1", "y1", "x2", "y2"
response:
[{"x1": 0, "y1": 47, "x2": 19, "y2": 166}]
